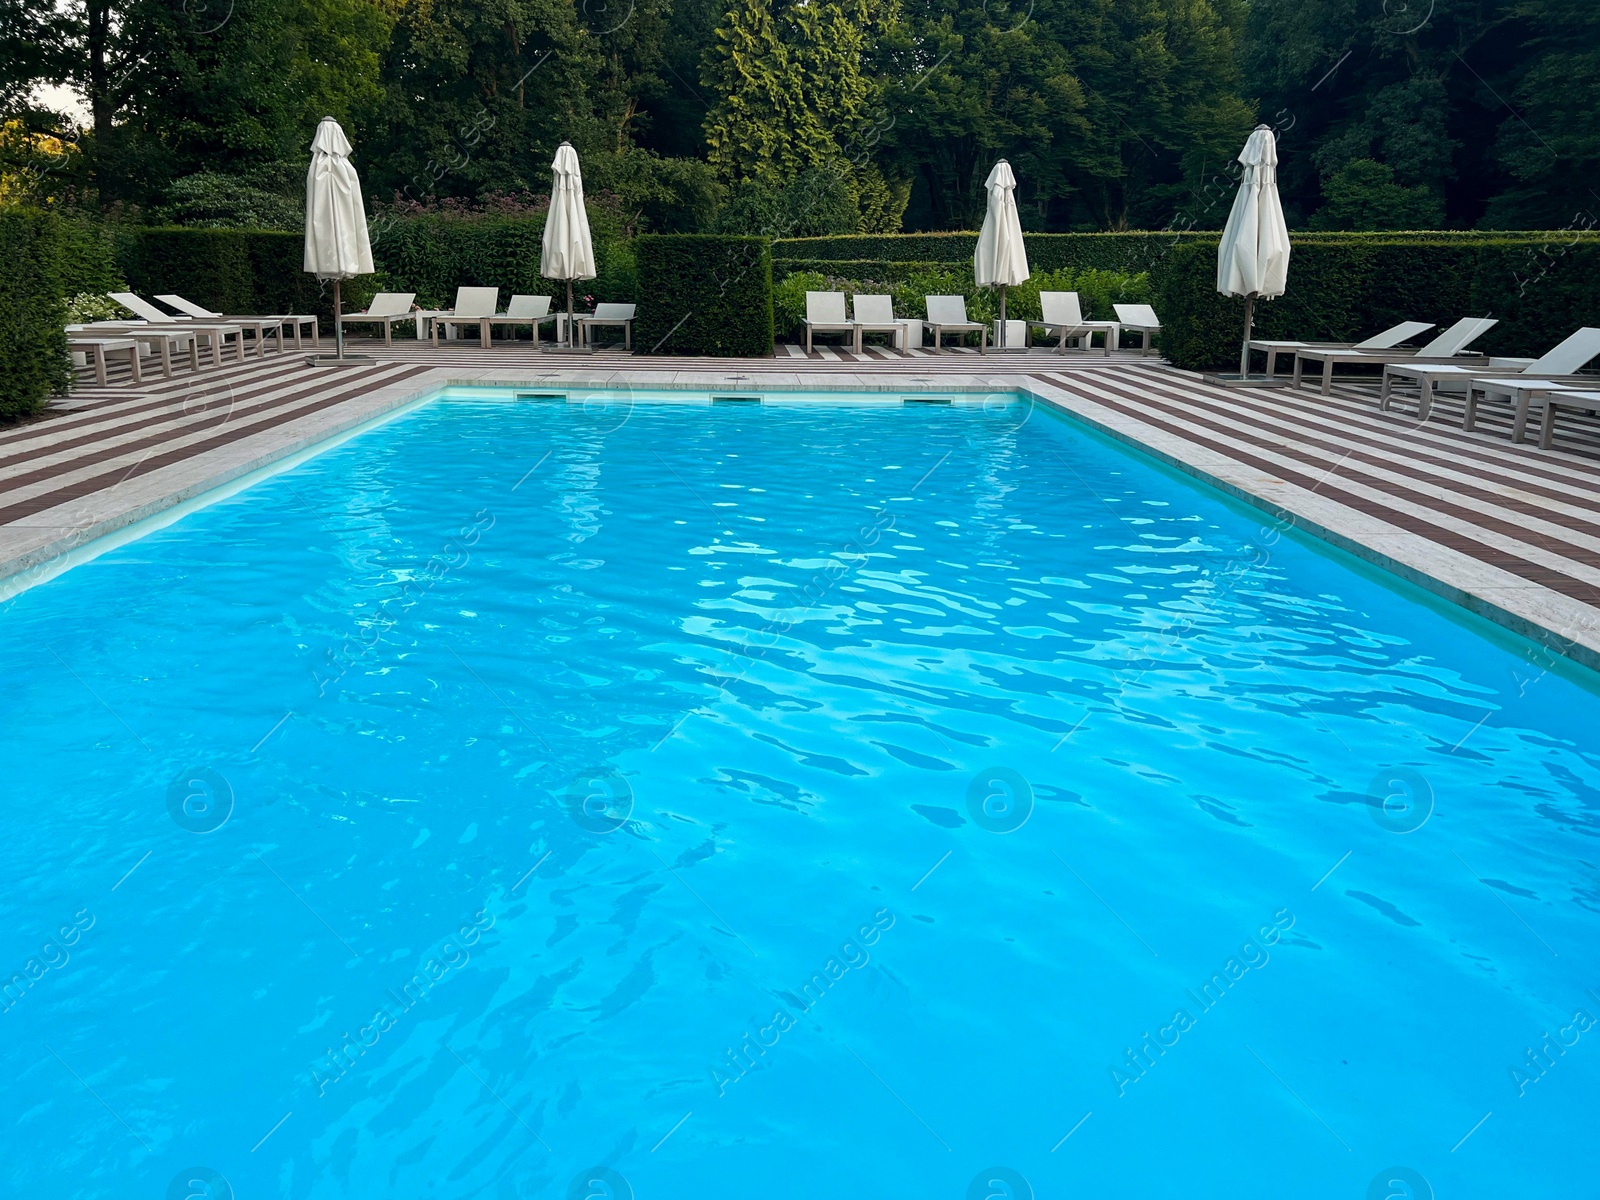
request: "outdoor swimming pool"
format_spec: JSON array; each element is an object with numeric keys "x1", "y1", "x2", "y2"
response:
[{"x1": 2, "y1": 389, "x2": 1597, "y2": 1198}]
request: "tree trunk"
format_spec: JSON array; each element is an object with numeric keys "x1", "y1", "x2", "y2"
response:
[{"x1": 86, "y1": 0, "x2": 112, "y2": 133}]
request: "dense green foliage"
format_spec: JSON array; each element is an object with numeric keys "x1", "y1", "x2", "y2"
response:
[
  {"x1": 0, "y1": 209, "x2": 71, "y2": 421},
  {"x1": 1155, "y1": 234, "x2": 1600, "y2": 370},
  {"x1": 634, "y1": 234, "x2": 773, "y2": 355},
  {"x1": 7, "y1": 0, "x2": 1600, "y2": 381},
  {"x1": 776, "y1": 232, "x2": 1190, "y2": 273},
  {"x1": 1245, "y1": 0, "x2": 1600, "y2": 229},
  {"x1": 10, "y1": 0, "x2": 1594, "y2": 237}
]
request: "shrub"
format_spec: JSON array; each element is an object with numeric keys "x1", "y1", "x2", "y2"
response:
[
  {"x1": 66, "y1": 292, "x2": 126, "y2": 323},
  {"x1": 0, "y1": 208, "x2": 71, "y2": 421},
  {"x1": 161, "y1": 170, "x2": 305, "y2": 231},
  {"x1": 717, "y1": 171, "x2": 860, "y2": 239},
  {"x1": 634, "y1": 234, "x2": 773, "y2": 356},
  {"x1": 773, "y1": 270, "x2": 828, "y2": 342},
  {"x1": 1308, "y1": 160, "x2": 1445, "y2": 232},
  {"x1": 586, "y1": 150, "x2": 723, "y2": 233},
  {"x1": 57, "y1": 216, "x2": 124, "y2": 296}
]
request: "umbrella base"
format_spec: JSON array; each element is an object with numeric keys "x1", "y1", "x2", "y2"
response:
[
  {"x1": 306, "y1": 353, "x2": 373, "y2": 367},
  {"x1": 1201, "y1": 372, "x2": 1288, "y2": 388}
]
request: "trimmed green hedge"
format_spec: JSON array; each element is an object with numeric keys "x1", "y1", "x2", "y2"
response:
[
  {"x1": 118, "y1": 228, "x2": 367, "y2": 329},
  {"x1": 369, "y1": 214, "x2": 636, "y2": 311},
  {"x1": 0, "y1": 209, "x2": 71, "y2": 421},
  {"x1": 115, "y1": 216, "x2": 637, "y2": 329},
  {"x1": 1156, "y1": 235, "x2": 1600, "y2": 371},
  {"x1": 58, "y1": 217, "x2": 125, "y2": 296},
  {"x1": 81, "y1": 223, "x2": 1600, "y2": 367},
  {"x1": 775, "y1": 233, "x2": 1189, "y2": 275},
  {"x1": 634, "y1": 235, "x2": 773, "y2": 357}
]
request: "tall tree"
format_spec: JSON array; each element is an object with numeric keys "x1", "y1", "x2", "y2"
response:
[
  {"x1": 702, "y1": 0, "x2": 897, "y2": 185},
  {"x1": 1481, "y1": 0, "x2": 1600, "y2": 228},
  {"x1": 362, "y1": 0, "x2": 600, "y2": 198},
  {"x1": 1242, "y1": 0, "x2": 1549, "y2": 228}
]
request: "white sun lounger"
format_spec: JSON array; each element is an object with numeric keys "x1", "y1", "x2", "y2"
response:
[
  {"x1": 107, "y1": 292, "x2": 245, "y2": 365},
  {"x1": 340, "y1": 292, "x2": 419, "y2": 344},
  {"x1": 1248, "y1": 321, "x2": 1435, "y2": 376},
  {"x1": 138, "y1": 294, "x2": 274, "y2": 357},
  {"x1": 1456, "y1": 328, "x2": 1600, "y2": 439},
  {"x1": 575, "y1": 303, "x2": 636, "y2": 351},
  {"x1": 1293, "y1": 317, "x2": 1499, "y2": 396},
  {"x1": 428, "y1": 287, "x2": 500, "y2": 348},
  {"x1": 155, "y1": 293, "x2": 319, "y2": 351},
  {"x1": 851, "y1": 294, "x2": 915, "y2": 353},
  {"x1": 1383, "y1": 327, "x2": 1600, "y2": 425},
  {"x1": 1113, "y1": 304, "x2": 1161, "y2": 355},
  {"x1": 804, "y1": 291, "x2": 857, "y2": 354},
  {"x1": 487, "y1": 294, "x2": 564, "y2": 345},
  {"x1": 924, "y1": 295, "x2": 987, "y2": 353},
  {"x1": 1028, "y1": 291, "x2": 1117, "y2": 355}
]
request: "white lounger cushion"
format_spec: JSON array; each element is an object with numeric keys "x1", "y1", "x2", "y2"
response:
[
  {"x1": 357, "y1": 293, "x2": 417, "y2": 317},
  {"x1": 852, "y1": 294, "x2": 896, "y2": 323},
  {"x1": 806, "y1": 292, "x2": 849, "y2": 325},
  {"x1": 443, "y1": 287, "x2": 500, "y2": 318},
  {"x1": 925, "y1": 295, "x2": 980, "y2": 326},
  {"x1": 1402, "y1": 317, "x2": 1496, "y2": 357},
  {"x1": 502, "y1": 295, "x2": 553, "y2": 320},
  {"x1": 109, "y1": 292, "x2": 175, "y2": 322},
  {"x1": 1522, "y1": 327, "x2": 1600, "y2": 375},
  {"x1": 1039, "y1": 291, "x2": 1084, "y2": 327},
  {"x1": 1353, "y1": 320, "x2": 1435, "y2": 349},
  {"x1": 1113, "y1": 303, "x2": 1160, "y2": 328}
]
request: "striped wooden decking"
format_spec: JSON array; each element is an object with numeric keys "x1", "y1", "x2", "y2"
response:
[
  {"x1": 1034, "y1": 369, "x2": 1600, "y2": 609},
  {"x1": 5, "y1": 336, "x2": 1600, "y2": 669}
]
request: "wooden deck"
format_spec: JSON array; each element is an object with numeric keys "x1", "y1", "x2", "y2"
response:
[{"x1": 5, "y1": 334, "x2": 1600, "y2": 669}]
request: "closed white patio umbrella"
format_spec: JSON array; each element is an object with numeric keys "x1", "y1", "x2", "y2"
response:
[
  {"x1": 541, "y1": 142, "x2": 597, "y2": 350},
  {"x1": 1217, "y1": 125, "x2": 1290, "y2": 377},
  {"x1": 303, "y1": 116, "x2": 374, "y2": 362},
  {"x1": 975, "y1": 160, "x2": 1030, "y2": 348}
]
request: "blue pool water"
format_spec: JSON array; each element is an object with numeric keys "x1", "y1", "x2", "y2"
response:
[{"x1": 2, "y1": 390, "x2": 1598, "y2": 1198}]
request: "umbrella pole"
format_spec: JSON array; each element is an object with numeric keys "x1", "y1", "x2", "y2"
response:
[
  {"x1": 1239, "y1": 293, "x2": 1256, "y2": 378},
  {"x1": 567, "y1": 280, "x2": 575, "y2": 348},
  {"x1": 1000, "y1": 285, "x2": 1007, "y2": 349},
  {"x1": 333, "y1": 279, "x2": 344, "y2": 361}
]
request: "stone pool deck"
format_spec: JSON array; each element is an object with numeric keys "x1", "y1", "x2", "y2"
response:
[{"x1": 3, "y1": 337, "x2": 1599, "y2": 672}]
